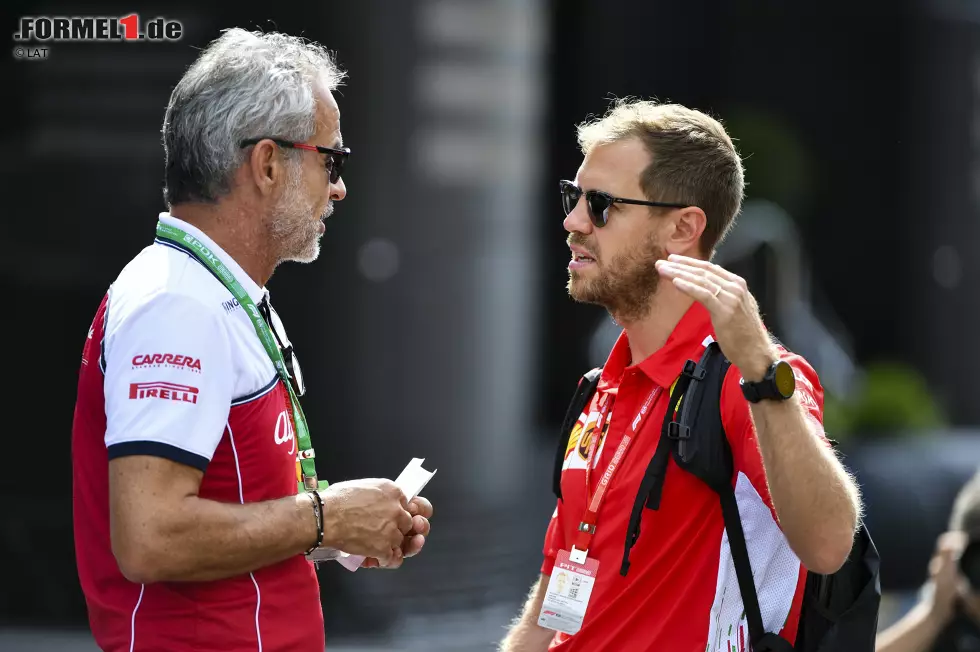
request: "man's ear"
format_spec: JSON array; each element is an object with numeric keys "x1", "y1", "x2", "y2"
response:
[
  {"x1": 663, "y1": 206, "x2": 707, "y2": 256},
  {"x1": 245, "y1": 139, "x2": 283, "y2": 198}
]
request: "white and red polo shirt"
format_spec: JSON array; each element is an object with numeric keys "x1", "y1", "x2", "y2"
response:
[
  {"x1": 542, "y1": 302, "x2": 826, "y2": 652},
  {"x1": 72, "y1": 213, "x2": 322, "y2": 652}
]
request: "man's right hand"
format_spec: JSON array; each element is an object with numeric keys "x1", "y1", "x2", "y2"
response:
[
  {"x1": 926, "y1": 530, "x2": 968, "y2": 626},
  {"x1": 318, "y1": 479, "x2": 414, "y2": 566}
]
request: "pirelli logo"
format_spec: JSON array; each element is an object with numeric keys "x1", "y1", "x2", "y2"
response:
[{"x1": 129, "y1": 381, "x2": 199, "y2": 404}]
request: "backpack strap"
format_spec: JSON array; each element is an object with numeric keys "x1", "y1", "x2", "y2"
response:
[
  {"x1": 618, "y1": 359, "x2": 701, "y2": 576},
  {"x1": 725, "y1": 490, "x2": 795, "y2": 650},
  {"x1": 718, "y1": 472, "x2": 769, "y2": 647},
  {"x1": 552, "y1": 367, "x2": 602, "y2": 501},
  {"x1": 676, "y1": 343, "x2": 794, "y2": 652},
  {"x1": 622, "y1": 341, "x2": 795, "y2": 651}
]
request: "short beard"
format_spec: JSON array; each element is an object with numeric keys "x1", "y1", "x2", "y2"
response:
[
  {"x1": 269, "y1": 162, "x2": 325, "y2": 264},
  {"x1": 567, "y1": 229, "x2": 665, "y2": 324}
]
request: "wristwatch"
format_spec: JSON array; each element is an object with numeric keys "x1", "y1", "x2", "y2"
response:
[{"x1": 740, "y1": 360, "x2": 795, "y2": 403}]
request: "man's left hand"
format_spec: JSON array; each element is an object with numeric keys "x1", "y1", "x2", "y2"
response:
[
  {"x1": 655, "y1": 254, "x2": 777, "y2": 381},
  {"x1": 360, "y1": 496, "x2": 433, "y2": 569}
]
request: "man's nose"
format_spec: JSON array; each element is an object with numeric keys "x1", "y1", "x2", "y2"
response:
[
  {"x1": 330, "y1": 176, "x2": 347, "y2": 201},
  {"x1": 563, "y1": 197, "x2": 593, "y2": 234}
]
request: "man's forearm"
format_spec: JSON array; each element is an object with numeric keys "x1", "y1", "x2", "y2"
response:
[
  {"x1": 875, "y1": 602, "x2": 944, "y2": 652},
  {"x1": 749, "y1": 394, "x2": 860, "y2": 573},
  {"x1": 501, "y1": 619, "x2": 555, "y2": 652},
  {"x1": 500, "y1": 576, "x2": 555, "y2": 652},
  {"x1": 118, "y1": 492, "x2": 317, "y2": 583}
]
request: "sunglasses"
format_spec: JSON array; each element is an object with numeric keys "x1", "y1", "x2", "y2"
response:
[
  {"x1": 257, "y1": 298, "x2": 305, "y2": 397},
  {"x1": 559, "y1": 180, "x2": 688, "y2": 227},
  {"x1": 240, "y1": 137, "x2": 350, "y2": 185}
]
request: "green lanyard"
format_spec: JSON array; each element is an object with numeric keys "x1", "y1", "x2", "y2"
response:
[{"x1": 155, "y1": 221, "x2": 327, "y2": 494}]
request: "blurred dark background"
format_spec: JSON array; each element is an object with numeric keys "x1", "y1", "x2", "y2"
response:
[{"x1": 3, "y1": 0, "x2": 980, "y2": 649}]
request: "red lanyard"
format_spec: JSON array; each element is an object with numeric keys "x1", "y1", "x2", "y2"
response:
[{"x1": 573, "y1": 384, "x2": 662, "y2": 553}]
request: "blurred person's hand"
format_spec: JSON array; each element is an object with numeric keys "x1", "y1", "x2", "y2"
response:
[
  {"x1": 360, "y1": 495, "x2": 433, "y2": 569},
  {"x1": 318, "y1": 479, "x2": 414, "y2": 567},
  {"x1": 925, "y1": 530, "x2": 969, "y2": 626}
]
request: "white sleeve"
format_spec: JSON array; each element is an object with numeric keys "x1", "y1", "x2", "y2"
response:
[{"x1": 103, "y1": 291, "x2": 233, "y2": 471}]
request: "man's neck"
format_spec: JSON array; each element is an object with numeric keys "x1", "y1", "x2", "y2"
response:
[
  {"x1": 617, "y1": 285, "x2": 695, "y2": 366},
  {"x1": 168, "y1": 203, "x2": 275, "y2": 288}
]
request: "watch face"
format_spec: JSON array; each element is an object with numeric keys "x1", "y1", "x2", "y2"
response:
[{"x1": 773, "y1": 361, "x2": 796, "y2": 398}]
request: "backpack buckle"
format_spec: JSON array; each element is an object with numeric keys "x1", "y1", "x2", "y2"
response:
[
  {"x1": 667, "y1": 421, "x2": 690, "y2": 440},
  {"x1": 682, "y1": 359, "x2": 706, "y2": 381}
]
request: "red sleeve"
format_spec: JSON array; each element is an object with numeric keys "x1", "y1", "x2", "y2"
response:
[
  {"x1": 720, "y1": 349, "x2": 828, "y2": 517},
  {"x1": 540, "y1": 500, "x2": 566, "y2": 575}
]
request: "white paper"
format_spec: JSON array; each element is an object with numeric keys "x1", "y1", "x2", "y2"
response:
[{"x1": 335, "y1": 458, "x2": 436, "y2": 572}]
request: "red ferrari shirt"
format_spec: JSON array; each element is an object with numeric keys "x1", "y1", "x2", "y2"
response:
[{"x1": 541, "y1": 303, "x2": 826, "y2": 652}]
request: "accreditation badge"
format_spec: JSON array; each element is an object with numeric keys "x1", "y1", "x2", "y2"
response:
[{"x1": 537, "y1": 548, "x2": 599, "y2": 635}]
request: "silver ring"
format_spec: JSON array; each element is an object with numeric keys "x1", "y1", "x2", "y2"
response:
[{"x1": 712, "y1": 286, "x2": 722, "y2": 298}]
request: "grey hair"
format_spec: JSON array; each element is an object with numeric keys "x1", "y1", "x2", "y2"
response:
[
  {"x1": 162, "y1": 28, "x2": 345, "y2": 206},
  {"x1": 950, "y1": 467, "x2": 980, "y2": 537}
]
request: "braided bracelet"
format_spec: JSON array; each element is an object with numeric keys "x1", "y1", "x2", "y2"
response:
[{"x1": 305, "y1": 490, "x2": 324, "y2": 555}]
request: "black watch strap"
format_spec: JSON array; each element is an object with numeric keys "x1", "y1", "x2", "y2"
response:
[{"x1": 740, "y1": 360, "x2": 795, "y2": 403}]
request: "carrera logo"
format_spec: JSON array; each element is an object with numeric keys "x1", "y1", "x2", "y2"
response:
[
  {"x1": 132, "y1": 353, "x2": 202, "y2": 372},
  {"x1": 129, "y1": 381, "x2": 198, "y2": 404}
]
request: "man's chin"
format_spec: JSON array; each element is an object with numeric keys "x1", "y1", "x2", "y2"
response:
[
  {"x1": 295, "y1": 246, "x2": 320, "y2": 264},
  {"x1": 567, "y1": 279, "x2": 606, "y2": 307},
  {"x1": 281, "y1": 238, "x2": 321, "y2": 265}
]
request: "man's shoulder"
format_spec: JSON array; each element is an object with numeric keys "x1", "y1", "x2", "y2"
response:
[
  {"x1": 716, "y1": 339, "x2": 825, "y2": 428},
  {"x1": 107, "y1": 243, "x2": 233, "y2": 327},
  {"x1": 717, "y1": 338, "x2": 822, "y2": 392},
  {"x1": 772, "y1": 344, "x2": 823, "y2": 413}
]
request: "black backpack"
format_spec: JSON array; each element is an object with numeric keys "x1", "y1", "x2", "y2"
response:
[{"x1": 552, "y1": 342, "x2": 881, "y2": 652}]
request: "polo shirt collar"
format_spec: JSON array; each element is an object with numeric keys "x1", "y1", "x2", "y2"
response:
[
  {"x1": 600, "y1": 302, "x2": 715, "y2": 389},
  {"x1": 158, "y1": 212, "x2": 269, "y2": 306}
]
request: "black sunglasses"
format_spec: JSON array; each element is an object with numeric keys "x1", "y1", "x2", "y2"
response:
[
  {"x1": 258, "y1": 298, "x2": 305, "y2": 398},
  {"x1": 559, "y1": 180, "x2": 688, "y2": 227},
  {"x1": 240, "y1": 137, "x2": 350, "y2": 185}
]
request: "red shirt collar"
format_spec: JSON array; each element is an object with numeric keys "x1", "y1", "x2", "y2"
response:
[{"x1": 600, "y1": 302, "x2": 714, "y2": 390}]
